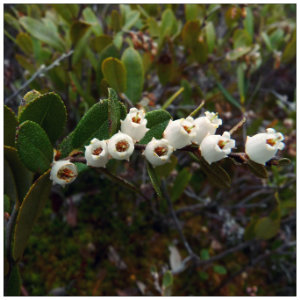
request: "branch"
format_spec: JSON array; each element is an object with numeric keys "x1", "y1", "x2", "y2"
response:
[{"x1": 5, "y1": 50, "x2": 74, "y2": 104}]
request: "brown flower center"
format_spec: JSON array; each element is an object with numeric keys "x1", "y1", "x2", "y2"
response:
[
  {"x1": 116, "y1": 140, "x2": 129, "y2": 152},
  {"x1": 218, "y1": 140, "x2": 227, "y2": 149},
  {"x1": 93, "y1": 147, "x2": 103, "y2": 155},
  {"x1": 266, "y1": 138, "x2": 276, "y2": 146},
  {"x1": 132, "y1": 113, "x2": 141, "y2": 124},
  {"x1": 154, "y1": 146, "x2": 168, "y2": 157},
  {"x1": 57, "y1": 168, "x2": 76, "y2": 181},
  {"x1": 183, "y1": 125, "x2": 194, "y2": 134}
]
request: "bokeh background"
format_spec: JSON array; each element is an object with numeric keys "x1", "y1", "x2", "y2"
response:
[{"x1": 4, "y1": 4, "x2": 296, "y2": 296}]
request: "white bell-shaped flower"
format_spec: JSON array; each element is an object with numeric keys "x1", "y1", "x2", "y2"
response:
[
  {"x1": 163, "y1": 117, "x2": 197, "y2": 149},
  {"x1": 192, "y1": 111, "x2": 222, "y2": 145},
  {"x1": 85, "y1": 138, "x2": 109, "y2": 168},
  {"x1": 120, "y1": 108, "x2": 149, "y2": 142},
  {"x1": 245, "y1": 128, "x2": 285, "y2": 165},
  {"x1": 107, "y1": 131, "x2": 135, "y2": 161},
  {"x1": 200, "y1": 131, "x2": 235, "y2": 164},
  {"x1": 50, "y1": 160, "x2": 78, "y2": 187},
  {"x1": 144, "y1": 138, "x2": 174, "y2": 167}
]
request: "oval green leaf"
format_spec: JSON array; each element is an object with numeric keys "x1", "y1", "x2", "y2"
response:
[
  {"x1": 16, "y1": 121, "x2": 53, "y2": 173},
  {"x1": 4, "y1": 146, "x2": 33, "y2": 204},
  {"x1": 139, "y1": 109, "x2": 172, "y2": 144},
  {"x1": 12, "y1": 170, "x2": 52, "y2": 261},
  {"x1": 102, "y1": 57, "x2": 127, "y2": 93},
  {"x1": 122, "y1": 47, "x2": 144, "y2": 104},
  {"x1": 18, "y1": 92, "x2": 67, "y2": 144},
  {"x1": 4, "y1": 105, "x2": 17, "y2": 147}
]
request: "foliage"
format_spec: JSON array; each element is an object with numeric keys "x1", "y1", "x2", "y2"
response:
[{"x1": 4, "y1": 3, "x2": 296, "y2": 296}]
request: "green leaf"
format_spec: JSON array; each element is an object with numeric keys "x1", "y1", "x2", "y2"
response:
[
  {"x1": 282, "y1": 30, "x2": 296, "y2": 64},
  {"x1": 4, "y1": 146, "x2": 33, "y2": 204},
  {"x1": 216, "y1": 81, "x2": 242, "y2": 110},
  {"x1": 72, "y1": 100, "x2": 109, "y2": 148},
  {"x1": 243, "y1": 7, "x2": 254, "y2": 40},
  {"x1": 269, "y1": 29, "x2": 284, "y2": 50},
  {"x1": 90, "y1": 35, "x2": 113, "y2": 53},
  {"x1": 5, "y1": 264, "x2": 21, "y2": 296},
  {"x1": 18, "y1": 90, "x2": 42, "y2": 116},
  {"x1": 59, "y1": 131, "x2": 75, "y2": 158},
  {"x1": 122, "y1": 10, "x2": 140, "y2": 31},
  {"x1": 237, "y1": 63, "x2": 246, "y2": 105},
  {"x1": 121, "y1": 47, "x2": 144, "y2": 104},
  {"x1": 83, "y1": 7, "x2": 103, "y2": 35},
  {"x1": 205, "y1": 22, "x2": 216, "y2": 53},
  {"x1": 246, "y1": 159, "x2": 268, "y2": 178},
  {"x1": 185, "y1": 4, "x2": 204, "y2": 21},
  {"x1": 5, "y1": 12, "x2": 21, "y2": 31},
  {"x1": 107, "y1": 88, "x2": 122, "y2": 137},
  {"x1": 254, "y1": 217, "x2": 280, "y2": 240},
  {"x1": 226, "y1": 46, "x2": 252, "y2": 61},
  {"x1": 213, "y1": 265, "x2": 227, "y2": 275},
  {"x1": 19, "y1": 16, "x2": 65, "y2": 52},
  {"x1": 200, "y1": 249, "x2": 210, "y2": 260},
  {"x1": 4, "y1": 105, "x2": 18, "y2": 147},
  {"x1": 147, "y1": 17, "x2": 160, "y2": 37},
  {"x1": 16, "y1": 121, "x2": 53, "y2": 173},
  {"x1": 199, "y1": 271, "x2": 209, "y2": 280},
  {"x1": 139, "y1": 109, "x2": 172, "y2": 144},
  {"x1": 160, "y1": 8, "x2": 177, "y2": 40},
  {"x1": 12, "y1": 170, "x2": 51, "y2": 261},
  {"x1": 162, "y1": 270, "x2": 173, "y2": 288},
  {"x1": 102, "y1": 57, "x2": 127, "y2": 93},
  {"x1": 233, "y1": 29, "x2": 252, "y2": 49},
  {"x1": 96, "y1": 44, "x2": 120, "y2": 88},
  {"x1": 171, "y1": 168, "x2": 192, "y2": 202},
  {"x1": 244, "y1": 217, "x2": 258, "y2": 240},
  {"x1": 4, "y1": 194, "x2": 11, "y2": 214},
  {"x1": 111, "y1": 9, "x2": 122, "y2": 32},
  {"x1": 18, "y1": 92, "x2": 67, "y2": 145},
  {"x1": 261, "y1": 32, "x2": 273, "y2": 52},
  {"x1": 15, "y1": 32, "x2": 33, "y2": 55},
  {"x1": 155, "y1": 155, "x2": 178, "y2": 178},
  {"x1": 4, "y1": 160, "x2": 18, "y2": 206},
  {"x1": 53, "y1": 4, "x2": 79, "y2": 23},
  {"x1": 194, "y1": 155, "x2": 231, "y2": 189},
  {"x1": 72, "y1": 27, "x2": 93, "y2": 65},
  {"x1": 70, "y1": 20, "x2": 91, "y2": 45},
  {"x1": 146, "y1": 162, "x2": 163, "y2": 198}
]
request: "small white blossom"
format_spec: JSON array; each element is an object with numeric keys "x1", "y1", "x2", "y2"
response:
[
  {"x1": 245, "y1": 128, "x2": 285, "y2": 165},
  {"x1": 144, "y1": 138, "x2": 174, "y2": 167},
  {"x1": 163, "y1": 117, "x2": 197, "y2": 149},
  {"x1": 120, "y1": 108, "x2": 149, "y2": 142},
  {"x1": 200, "y1": 131, "x2": 235, "y2": 164},
  {"x1": 107, "y1": 131, "x2": 135, "y2": 161},
  {"x1": 50, "y1": 160, "x2": 78, "y2": 187},
  {"x1": 192, "y1": 111, "x2": 222, "y2": 145},
  {"x1": 85, "y1": 138, "x2": 109, "y2": 168}
]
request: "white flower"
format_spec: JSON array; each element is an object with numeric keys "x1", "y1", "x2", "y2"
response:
[
  {"x1": 245, "y1": 128, "x2": 285, "y2": 165},
  {"x1": 120, "y1": 108, "x2": 149, "y2": 142},
  {"x1": 144, "y1": 138, "x2": 174, "y2": 167},
  {"x1": 163, "y1": 117, "x2": 197, "y2": 149},
  {"x1": 107, "y1": 131, "x2": 135, "y2": 160},
  {"x1": 50, "y1": 160, "x2": 78, "y2": 187},
  {"x1": 192, "y1": 111, "x2": 222, "y2": 145},
  {"x1": 85, "y1": 138, "x2": 109, "y2": 168},
  {"x1": 200, "y1": 131, "x2": 235, "y2": 164}
]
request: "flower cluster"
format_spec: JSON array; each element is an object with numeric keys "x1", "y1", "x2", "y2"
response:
[{"x1": 50, "y1": 108, "x2": 285, "y2": 187}]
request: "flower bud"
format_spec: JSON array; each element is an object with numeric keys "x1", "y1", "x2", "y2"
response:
[
  {"x1": 200, "y1": 131, "x2": 235, "y2": 164},
  {"x1": 144, "y1": 138, "x2": 174, "y2": 167},
  {"x1": 107, "y1": 131, "x2": 135, "y2": 161},
  {"x1": 163, "y1": 117, "x2": 197, "y2": 149},
  {"x1": 50, "y1": 160, "x2": 78, "y2": 187},
  {"x1": 85, "y1": 138, "x2": 109, "y2": 168},
  {"x1": 120, "y1": 108, "x2": 149, "y2": 142},
  {"x1": 245, "y1": 128, "x2": 285, "y2": 165},
  {"x1": 192, "y1": 111, "x2": 222, "y2": 145}
]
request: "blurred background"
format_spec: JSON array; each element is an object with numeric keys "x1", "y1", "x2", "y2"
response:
[{"x1": 4, "y1": 4, "x2": 296, "y2": 296}]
